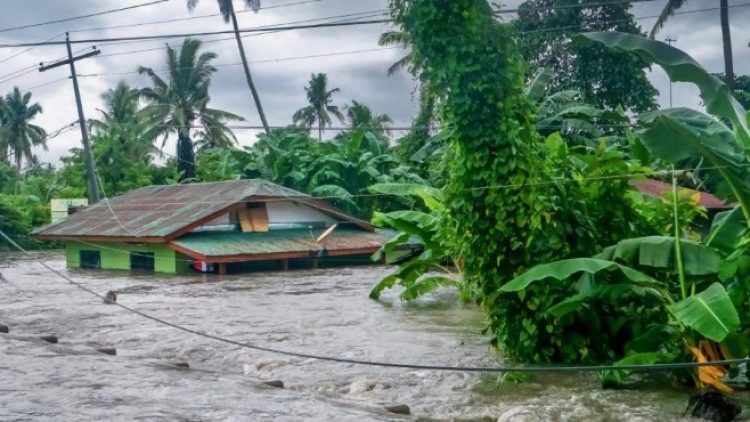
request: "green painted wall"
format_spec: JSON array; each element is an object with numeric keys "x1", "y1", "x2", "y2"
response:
[{"x1": 65, "y1": 242, "x2": 192, "y2": 274}]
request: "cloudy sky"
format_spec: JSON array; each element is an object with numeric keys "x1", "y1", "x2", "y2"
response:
[{"x1": 0, "y1": 0, "x2": 748, "y2": 165}]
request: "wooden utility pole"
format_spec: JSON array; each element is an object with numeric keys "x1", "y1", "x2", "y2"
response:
[
  {"x1": 665, "y1": 37, "x2": 677, "y2": 108},
  {"x1": 39, "y1": 33, "x2": 101, "y2": 204},
  {"x1": 719, "y1": 0, "x2": 735, "y2": 90}
]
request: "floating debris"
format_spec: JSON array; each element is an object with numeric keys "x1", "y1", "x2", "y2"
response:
[
  {"x1": 263, "y1": 380, "x2": 284, "y2": 389},
  {"x1": 384, "y1": 404, "x2": 410, "y2": 415}
]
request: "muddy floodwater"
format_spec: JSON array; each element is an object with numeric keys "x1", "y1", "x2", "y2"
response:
[{"x1": 1, "y1": 252, "x2": 748, "y2": 421}]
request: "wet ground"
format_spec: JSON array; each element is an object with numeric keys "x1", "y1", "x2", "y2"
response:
[{"x1": 1, "y1": 251, "x2": 748, "y2": 421}]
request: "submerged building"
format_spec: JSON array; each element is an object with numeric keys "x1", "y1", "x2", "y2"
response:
[{"x1": 33, "y1": 179, "x2": 398, "y2": 274}]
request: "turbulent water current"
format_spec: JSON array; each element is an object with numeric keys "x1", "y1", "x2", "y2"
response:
[{"x1": 1, "y1": 252, "x2": 747, "y2": 421}]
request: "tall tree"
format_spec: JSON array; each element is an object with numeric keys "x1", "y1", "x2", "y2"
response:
[
  {"x1": 186, "y1": 0, "x2": 271, "y2": 135},
  {"x1": 346, "y1": 100, "x2": 392, "y2": 136},
  {"x1": 651, "y1": 0, "x2": 735, "y2": 88},
  {"x1": 0, "y1": 87, "x2": 46, "y2": 191},
  {"x1": 293, "y1": 73, "x2": 345, "y2": 141},
  {"x1": 91, "y1": 81, "x2": 155, "y2": 161},
  {"x1": 515, "y1": 0, "x2": 658, "y2": 112},
  {"x1": 138, "y1": 38, "x2": 243, "y2": 181}
]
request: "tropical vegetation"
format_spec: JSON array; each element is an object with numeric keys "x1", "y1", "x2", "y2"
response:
[{"x1": 1, "y1": 0, "x2": 750, "y2": 405}]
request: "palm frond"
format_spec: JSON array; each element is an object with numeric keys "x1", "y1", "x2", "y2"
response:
[{"x1": 650, "y1": 0, "x2": 689, "y2": 38}]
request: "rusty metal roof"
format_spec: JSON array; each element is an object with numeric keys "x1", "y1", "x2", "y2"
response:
[
  {"x1": 629, "y1": 179, "x2": 729, "y2": 209},
  {"x1": 33, "y1": 179, "x2": 372, "y2": 241},
  {"x1": 170, "y1": 228, "x2": 396, "y2": 259}
]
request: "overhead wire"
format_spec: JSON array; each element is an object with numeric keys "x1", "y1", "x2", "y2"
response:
[
  {"x1": 78, "y1": 46, "x2": 401, "y2": 78},
  {"x1": 494, "y1": 0, "x2": 657, "y2": 14},
  {"x1": 0, "y1": 0, "x2": 169, "y2": 35},
  {"x1": 68, "y1": 0, "x2": 325, "y2": 34},
  {"x1": 0, "y1": 19, "x2": 393, "y2": 49},
  {"x1": 0, "y1": 33, "x2": 65, "y2": 66}
]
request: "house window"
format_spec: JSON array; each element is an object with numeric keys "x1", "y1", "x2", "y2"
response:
[
  {"x1": 130, "y1": 252, "x2": 155, "y2": 272},
  {"x1": 80, "y1": 251, "x2": 101, "y2": 269}
]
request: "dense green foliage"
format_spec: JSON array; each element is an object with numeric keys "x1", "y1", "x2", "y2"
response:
[
  {"x1": 0, "y1": 88, "x2": 47, "y2": 190},
  {"x1": 500, "y1": 33, "x2": 750, "y2": 389},
  {"x1": 387, "y1": 0, "x2": 655, "y2": 364},
  {"x1": 516, "y1": 0, "x2": 658, "y2": 113}
]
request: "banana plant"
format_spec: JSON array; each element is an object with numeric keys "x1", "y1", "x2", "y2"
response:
[
  {"x1": 502, "y1": 32, "x2": 750, "y2": 389},
  {"x1": 367, "y1": 182, "x2": 463, "y2": 301},
  {"x1": 581, "y1": 32, "x2": 750, "y2": 225}
]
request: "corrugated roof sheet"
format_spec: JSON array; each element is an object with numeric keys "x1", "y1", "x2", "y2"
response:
[
  {"x1": 33, "y1": 179, "x2": 370, "y2": 240},
  {"x1": 171, "y1": 228, "x2": 396, "y2": 258},
  {"x1": 629, "y1": 179, "x2": 729, "y2": 209}
]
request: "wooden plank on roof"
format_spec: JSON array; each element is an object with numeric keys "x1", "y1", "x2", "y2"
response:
[{"x1": 239, "y1": 204, "x2": 269, "y2": 232}]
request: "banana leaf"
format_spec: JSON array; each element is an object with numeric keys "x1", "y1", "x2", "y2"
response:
[
  {"x1": 669, "y1": 283, "x2": 740, "y2": 342},
  {"x1": 580, "y1": 31, "x2": 749, "y2": 146},
  {"x1": 400, "y1": 276, "x2": 458, "y2": 300},
  {"x1": 369, "y1": 182, "x2": 444, "y2": 212},
  {"x1": 705, "y1": 207, "x2": 746, "y2": 255},
  {"x1": 637, "y1": 108, "x2": 750, "y2": 224},
  {"x1": 526, "y1": 67, "x2": 553, "y2": 101},
  {"x1": 594, "y1": 236, "x2": 721, "y2": 276},
  {"x1": 500, "y1": 258, "x2": 660, "y2": 293}
]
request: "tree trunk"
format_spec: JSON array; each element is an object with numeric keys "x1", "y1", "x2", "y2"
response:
[
  {"x1": 720, "y1": 0, "x2": 735, "y2": 89},
  {"x1": 318, "y1": 118, "x2": 323, "y2": 142},
  {"x1": 176, "y1": 130, "x2": 195, "y2": 182},
  {"x1": 14, "y1": 154, "x2": 21, "y2": 194},
  {"x1": 229, "y1": 2, "x2": 271, "y2": 136}
]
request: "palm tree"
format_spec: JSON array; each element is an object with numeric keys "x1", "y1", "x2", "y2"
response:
[
  {"x1": 293, "y1": 73, "x2": 345, "y2": 141},
  {"x1": 346, "y1": 100, "x2": 393, "y2": 136},
  {"x1": 138, "y1": 38, "x2": 243, "y2": 181},
  {"x1": 378, "y1": 30, "x2": 412, "y2": 76},
  {"x1": 91, "y1": 81, "x2": 155, "y2": 161},
  {"x1": 0, "y1": 87, "x2": 46, "y2": 191},
  {"x1": 651, "y1": 0, "x2": 734, "y2": 88},
  {"x1": 186, "y1": 0, "x2": 271, "y2": 135}
]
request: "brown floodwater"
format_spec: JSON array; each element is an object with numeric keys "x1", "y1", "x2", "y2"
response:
[{"x1": 1, "y1": 251, "x2": 748, "y2": 421}]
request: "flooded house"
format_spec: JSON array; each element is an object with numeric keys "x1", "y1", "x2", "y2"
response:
[{"x1": 32, "y1": 179, "x2": 400, "y2": 274}]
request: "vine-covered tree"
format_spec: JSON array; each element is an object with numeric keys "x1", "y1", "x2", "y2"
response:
[
  {"x1": 138, "y1": 38, "x2": 243, "y2": 181},
  {"x1": 0, "y1": 87, "x2": 46, "y2": 191},
  {"x1": 514, "y1": 0, "x2": 658, "y2": 112},
  {"x1": 378, "y1": 29, "x2": 436, "y2": 161},
  {"x1": 293, "y1": 73, "x2": 345, "y2": 141}
]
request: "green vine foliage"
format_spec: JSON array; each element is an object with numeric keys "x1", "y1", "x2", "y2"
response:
[{"x1": 392, "y1": 0, "x2": 655, "y2": 363}]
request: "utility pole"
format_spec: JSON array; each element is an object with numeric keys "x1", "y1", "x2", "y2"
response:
[
  {"x1": 665, "y1": 37, "x2": 677, "y2": 108},
  {"x1": 39, "y1": 33, "x2": 101, "y2": 204}
]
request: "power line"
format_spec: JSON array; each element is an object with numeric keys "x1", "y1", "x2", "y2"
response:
[
  {"x1": 20, "y1": 76, "x2": 71, "y2": 92},
  {"x1": 0, "y1": 0, "x2": 169, "y2": 34},
  {"x1": 0, "y1": 33, "x2": 64, "y2": 66},
  {"x1": 0, "y1": 228, "x2": 746, "y2": 373},
  {"x1": 1, "y1": 0, "x2": 743, "y2": 52},
  {"x1": 0, "y1": 19, "x2": 392, "y2": 49},
  {"x1": 0, "y1": 11, "x2": 387, "y2": 88},
  {"x1": 495, "y1": 0, "x2": 656, "y2": 15},
  {"x1": 78, "y1": 46, "x2": 401, "y2": 78},
  {"x1": 93, "y1": 10, "x2": 389, "y2": 57},
  {"x1": 519, "y1": 2, "x2": 750, "y2": 35},
  {"x1": 69, "y1": 0, "x2": 325, "y2": 34}
]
